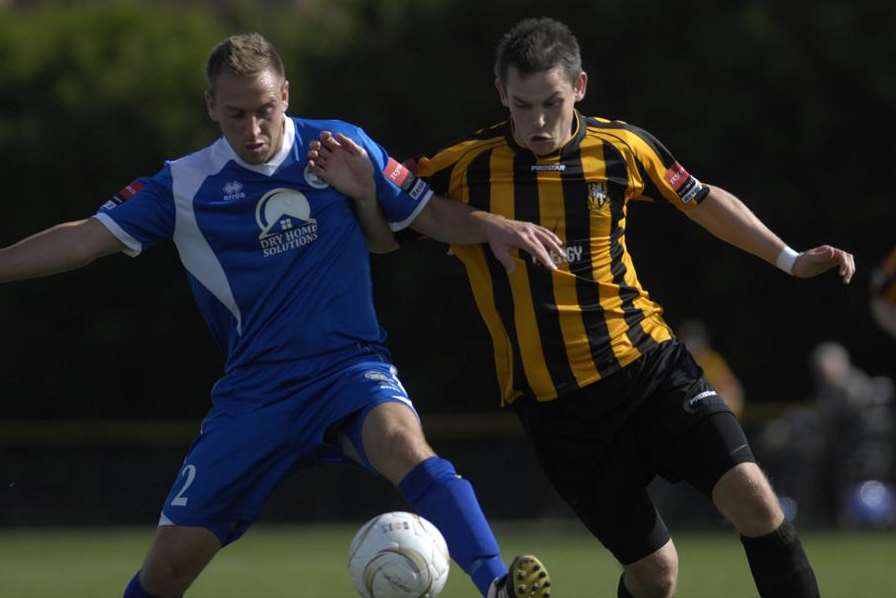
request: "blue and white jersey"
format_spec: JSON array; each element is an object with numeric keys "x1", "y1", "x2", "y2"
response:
[{"x1": 95, "y1": 117, "x2": 432, "y2": 411}]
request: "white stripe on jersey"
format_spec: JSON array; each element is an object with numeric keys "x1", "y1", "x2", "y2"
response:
[
  {"x1": 171, "y1": 146, "x2": 244, "y2": 335},
  {"x1": 388, "y1": 188, "x2": 434, "y2": 231}
]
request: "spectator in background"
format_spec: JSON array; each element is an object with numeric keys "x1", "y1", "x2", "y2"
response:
[
  {"x1": 810, "y1": 342, "x2": 895, "y2": 528},
  {"x1": 870, "y1": 246, "x2": 896, "y2": 339},
  {"x1": 678, "y1": 319, "x2": 745, "y2": 418}
]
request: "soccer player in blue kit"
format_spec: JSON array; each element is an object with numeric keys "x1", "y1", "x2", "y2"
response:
[{"x1": 0, "y1": 34, "x2": 560, "y2": 598}]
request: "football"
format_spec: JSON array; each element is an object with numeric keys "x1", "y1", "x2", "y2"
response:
[{"x1": 348, "y1": 511, "x2": 450, "y2": 598}]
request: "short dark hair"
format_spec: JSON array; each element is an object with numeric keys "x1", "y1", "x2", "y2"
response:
[
  {"x1": 206, "y1": 33, "x2": 285, "y2": 91},
  {"x1": 494, "y1": 18, "x2": 582, "y2": 84}
]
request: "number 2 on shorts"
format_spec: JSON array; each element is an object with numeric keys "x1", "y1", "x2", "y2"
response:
[{"x1": 171, "y1": 464, "x2": 197, "y2": 507}]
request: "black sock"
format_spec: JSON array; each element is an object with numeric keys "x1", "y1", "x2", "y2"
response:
[
  {"x1": 740, "y1": 521, "x2": 820, "y2": 597},
  {"x1": 617, "y1": 573, "x2": 635, "y2": 598}
]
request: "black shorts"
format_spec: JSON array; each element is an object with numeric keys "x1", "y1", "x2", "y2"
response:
[{"x1": 513, "y1": 340, "x2": 755, "y2": 565}]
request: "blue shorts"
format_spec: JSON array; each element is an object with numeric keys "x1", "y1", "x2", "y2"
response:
[{"x1": 158, "y1": 359, "x2": 416, "y2": 545}]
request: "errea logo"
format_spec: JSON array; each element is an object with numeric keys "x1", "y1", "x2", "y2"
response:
[{"x1": 223, "y1": 181, "x2": 246, "y2": 202}]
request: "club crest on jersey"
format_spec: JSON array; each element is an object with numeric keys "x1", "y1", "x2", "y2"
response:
[
  {"x1": 303, "y1": 163, "x2": 329, "y2": 189},
  {"x1": 222, "y1": 181, "x2": 246, "y2": 202},
  {"x1": 587, "y1": 182, "x2": 609, "y2": 211},
  {"x1": 255, "y1": 188, "x2": 319, "y2": 257}
]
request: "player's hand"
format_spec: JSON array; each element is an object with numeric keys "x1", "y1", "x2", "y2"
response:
[
  {"x1": 307, "y1": 132, "x2": 376, "y2": 202},
  {"x1": 792, "y1": 245, "x2": 855, "y2": 284},
  {"x1": 480, "y1": 213, "x2": 564, "y2": 273}
]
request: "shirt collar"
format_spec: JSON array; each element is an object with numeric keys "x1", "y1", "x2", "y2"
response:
[
  {"x1": 505, "y1": 110, "x2": 587, "y2": 161},
  {"x1": 215, "y1": 116, "x2": 296, "y2": 176}
]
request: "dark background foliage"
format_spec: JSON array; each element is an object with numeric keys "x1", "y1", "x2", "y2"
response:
[{"x1": 1, "y1": 0, "x2": 892, "y2": 422}]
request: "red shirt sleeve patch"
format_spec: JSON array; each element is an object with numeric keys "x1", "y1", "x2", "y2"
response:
[
  {"x1": 664, "y1": 162, "x2": 690, "y2": 191},
  {"x1": 118, "y1": 180, "x2": 145, "y2": 200},
  {"x1": 383, "y1": 158, "x2": 411, "y2": 189}
]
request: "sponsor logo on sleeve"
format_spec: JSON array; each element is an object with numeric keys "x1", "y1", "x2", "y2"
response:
[
  {"x1": 105, "y1": 180, "x2": 145, "y2": 209},
  {"x1": 408, "y1": 178, "x2": 429, "y2": 201},
  {"x1": 383, "y1": 157, "x2": 413, "y2": 191},
  {"x1": 664, "y1": 162, "x2": 704, "y2": 203},
  {"x1": 664, "y1": 162, "x2": 690, "y2": 191}
]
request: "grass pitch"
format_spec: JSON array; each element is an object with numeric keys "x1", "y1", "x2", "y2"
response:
[{"x1": 0, "y1": 522, "x2": 892, "y2": 597}]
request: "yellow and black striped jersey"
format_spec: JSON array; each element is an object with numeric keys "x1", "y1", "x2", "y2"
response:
[{"x1": 416, "y1": 112, "x2": 709, "y2": 405}]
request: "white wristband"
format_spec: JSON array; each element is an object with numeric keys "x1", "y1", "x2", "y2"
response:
[{"x1": 776, "y1": 246, "x2": 800, "y2": 275}]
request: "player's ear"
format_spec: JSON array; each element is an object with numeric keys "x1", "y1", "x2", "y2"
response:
[
  {"x1": 281, "y1": 79, "x2": 290, "y2": 111},
  {"x1": 574, "y1": 71, "x2": 588, "y2": 102},
  {"x1": 495, "y1": 78, "x2": 509, "y2": 108},
  {"x1": 204, "y1": 89, "x2": 219, "y2": 122}
]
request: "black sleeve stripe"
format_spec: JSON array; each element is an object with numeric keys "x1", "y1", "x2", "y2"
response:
[
  {"x1": 634, "y1": 160, "x2": 670, "y2": 205},
  {"x1": 426, "y1": 164, "x2": 453, "y2": 196},
  {"x1": 584, "y1": 117, "x2": 676, "y2": 168}
]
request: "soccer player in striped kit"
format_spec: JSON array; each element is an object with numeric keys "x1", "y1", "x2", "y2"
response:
[{"x1": 309, "y1": 17, "x2": 855, "y2": 598}]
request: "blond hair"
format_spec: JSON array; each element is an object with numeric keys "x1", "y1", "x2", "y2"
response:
[{"x1": 206, "y1": 33, "x2": 285, "y2": 91}]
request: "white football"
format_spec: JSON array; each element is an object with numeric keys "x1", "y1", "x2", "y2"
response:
[{"x1": 348, "y1": 511, "x2": 450, "y2": 598}]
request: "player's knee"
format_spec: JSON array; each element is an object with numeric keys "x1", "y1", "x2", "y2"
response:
[
  {"x1": 364, "y1": 405, "x2": 434, "y2": 469},
  {"x1": 624, "y1": 543, "x2": 678, "y2": 598},
  {"x1": 140, "y1": 558, "x2": 196, "y2": 597},
  {"x1": 381, "y1": 424, "x2": 434, "y2": 469},
  {"x1": 139, "y1": 527, "x2": 219, "y2": 597},
  {"x1": 624, "y1": 565, "x2": 677, "y2": 598},
  {"x1": 713, "y1": 463, "x2": 783, "y2": 535},
  {"x1": 364, "y1": 413, "x2": 436, "y2": 483}
]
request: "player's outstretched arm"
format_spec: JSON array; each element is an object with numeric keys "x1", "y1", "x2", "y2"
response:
[
  {"x1": 686, "y1": 185, "x2": 855, "y2": 283},
  {"x1": 0, "y1": 218, "x2": 124, "y2": 283},
  {"x1": 411, "y1": 198, "x2": 562, "y2": 273},
  {"x1": 308, "y1": 131, "x2": 398, "y2": 254},
  {"x1": 308, "y1": 131, "x2": 563, "y2": 271}
]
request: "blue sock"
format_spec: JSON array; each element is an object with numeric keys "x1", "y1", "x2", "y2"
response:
[
  {"x1": 399, "y1": 457, "x2": 507, "y2": 597},
  {"x1": 123, "y1": 572, "x2": 156, "y2": 598}
]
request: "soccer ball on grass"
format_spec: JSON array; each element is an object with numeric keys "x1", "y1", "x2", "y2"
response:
[{"x1": 348, "y1": 511, "x2": 450, "y2": 598}]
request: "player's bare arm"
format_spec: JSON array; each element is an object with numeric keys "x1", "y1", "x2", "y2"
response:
[
  {"x1": 309, "y1": 131, "x2": 563, "y2": 272},
  {"x1": 686, "y1": 184, "x2": 855, "y2": 283},
  {"x1": 308, "y1": 131, "x2": 399, "y2": 253},
  {"x1": 411, "y1": 197, "x2": 562, "y2": 273},
  {"x1": 0, "y1": 218, "x2": 124, "y2": 283}
]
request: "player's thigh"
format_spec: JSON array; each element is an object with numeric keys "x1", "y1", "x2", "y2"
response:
[
  {"x1": 657, "y1": 410, "x2": 756, "y2": 498},
  {"x1": 579, "y1": 471, "x2": 672, "y2": 566},
  {"x1": 159, "y1": 404, "x2": 297, "y2": 546},
  {"x1": 638, "y1": 343, "x2": 755, "y2": 496},
  {"x1": 513, "y1": 396, "x2": 671, "y2": 565},
  {"x1": 325, "y1": 361, "x2": 433, "y2": 484},
  {"x1": 140, "y1": 525, "x2": 221, "y2": 595},
  {"x1": 360, "y1": 401, "x2": 435, "y2": 483}
]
